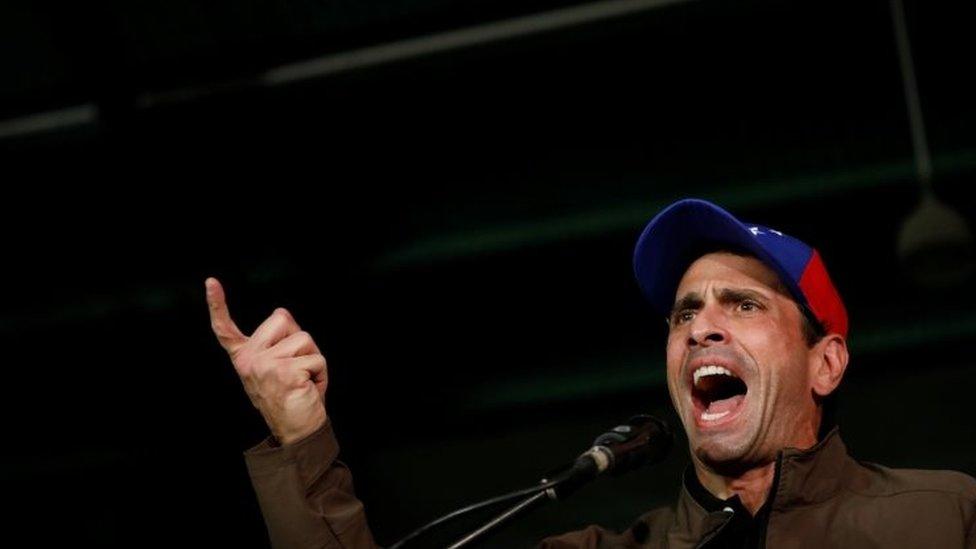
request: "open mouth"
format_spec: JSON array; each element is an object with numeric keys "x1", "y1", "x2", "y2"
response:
[{"x1": 691, "y1": 365, "x2": 748, "y2": 423}]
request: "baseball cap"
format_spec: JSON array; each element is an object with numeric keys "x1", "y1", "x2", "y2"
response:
[{"x1": 633, "y1": 198, "x2": 848, "y2": 338}]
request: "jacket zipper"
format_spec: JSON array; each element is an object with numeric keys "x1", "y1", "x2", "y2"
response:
[{"x1": 694, "y1": 511, "x2": 734, "y2": 549}]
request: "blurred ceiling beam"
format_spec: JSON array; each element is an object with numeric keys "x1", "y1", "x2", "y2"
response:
[
  {"x1": 261, "y1": 0, "x2": 692, "y2": 87},
  {"x1": 0, "y1": 103, "x2": 96, "y2": 140},
  {"x1": 377, "y1": 148, "x2": 976, "y2": 268},
  {"x1": 1, "y1": 0, "x2": 696, "y2": 139}
]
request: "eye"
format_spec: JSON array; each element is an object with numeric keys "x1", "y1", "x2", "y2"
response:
[
  {"x1": 671, "y1": 310, "x2": 695, "y2": 326},
  {"x1": 738, "y1": 300, "x2": 762, "y2": 313}
]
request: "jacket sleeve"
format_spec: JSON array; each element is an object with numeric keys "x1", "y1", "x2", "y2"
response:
[
  {"x1": 244, "y1": 419, "x2": 380, "y2": 549},
  {"x1": 967, "y1": 498, "x2": 976, "y2": 549}
]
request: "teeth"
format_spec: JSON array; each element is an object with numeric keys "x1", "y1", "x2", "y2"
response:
[
  {"x1": 693, "y1": 365, "x2": 736, "y2": 386},
  {"x1": 702, "y1": 410, "x2": 730, "y2": 421}
]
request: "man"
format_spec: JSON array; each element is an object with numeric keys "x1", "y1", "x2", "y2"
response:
[{"x1": 207, "y1": 198, "x2": 976, "y2": 548}]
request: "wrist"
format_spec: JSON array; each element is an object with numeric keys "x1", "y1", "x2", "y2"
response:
[{"x1": 277, "y1": 411, "x2": 328, "y2": 446}]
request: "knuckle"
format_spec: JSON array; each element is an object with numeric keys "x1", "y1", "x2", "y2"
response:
[
  {"x1": 275, "y1": 308, "x2": 293, "y2": 322},
  {"x1": 273, "y1": 364, "x2": 295, "y2": 385}
]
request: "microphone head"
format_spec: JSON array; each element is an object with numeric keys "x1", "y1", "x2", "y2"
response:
[{"x1": 592, "y1": 414, "x2": 672, "y2": 476}]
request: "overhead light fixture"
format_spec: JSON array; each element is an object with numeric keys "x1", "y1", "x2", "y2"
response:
[{"x1": 890, "y1": 0, "x2": 974, "y2": 288}]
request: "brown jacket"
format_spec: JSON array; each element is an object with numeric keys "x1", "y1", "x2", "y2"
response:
[{"x1": 244, "y1": 421, "x2": 976, "y2": 548}]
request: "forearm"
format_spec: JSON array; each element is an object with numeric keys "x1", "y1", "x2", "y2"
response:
[{"x1": 245, "y1": 419, "x2": 379, "y2": 549}]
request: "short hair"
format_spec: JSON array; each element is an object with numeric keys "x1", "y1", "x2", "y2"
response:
[{"x1": 798, "y1": 304, "x2": 827, "y2": 348}]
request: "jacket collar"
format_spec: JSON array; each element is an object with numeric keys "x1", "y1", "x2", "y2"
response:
[
  {"x1": 670, "y1": 427, "x2": 853, "y2": 540},
  {"x1": 769, "y1": 426, "x2": 852, "y2": 508}
]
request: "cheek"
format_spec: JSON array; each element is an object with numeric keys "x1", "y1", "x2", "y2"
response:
[
  {"x1": 745, "y1": 329, "x2": 810, "y2": 393},
  {"x1": 665, "y1": 337, "x2": 684, "y2": 370},
  {"x1": 736, "y1": 322, "x2": 778, "y2": 359},
  {"x1": 665, "y1": 342, "x2": 685, "y2": 396},
  {"x1": 665, "y1": 329, "x2": 685, "y2": 361},
  {"x1": 737, "y1": 320, "x2": 799, "y2": 377}
]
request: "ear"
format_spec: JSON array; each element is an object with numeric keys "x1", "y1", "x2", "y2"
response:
[{"x1": 809, "y1": 335, "x2": 849, "y2": 398}]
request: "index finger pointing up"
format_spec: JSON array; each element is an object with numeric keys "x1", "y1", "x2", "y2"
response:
[{"x1": 206, "y1": 277, "x2": 248, "y2": 355}]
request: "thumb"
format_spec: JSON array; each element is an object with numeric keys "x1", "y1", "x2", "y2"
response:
[{"x1": 206, "y1": 277, "x2": 248, "y2": 355}]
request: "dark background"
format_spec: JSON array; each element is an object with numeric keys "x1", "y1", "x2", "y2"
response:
[{"x1": 2, "y1": 0, "x2": 975, "y2": 546}]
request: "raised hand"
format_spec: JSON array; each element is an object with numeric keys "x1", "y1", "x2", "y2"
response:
[{"x1": 206, "y1": 277, "x2": 328, "y2": 445}]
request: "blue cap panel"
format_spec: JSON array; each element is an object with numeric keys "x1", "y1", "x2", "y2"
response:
[
  {"x1": 633, "y1": 199, "x2": 814, "y2": 318},
  {"x1": 737, "y1": 224, "x2": 813, "y2": 282}
]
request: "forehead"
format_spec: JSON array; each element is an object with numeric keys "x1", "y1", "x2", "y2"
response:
[{"x1": 675, "y1": 252, "x2": 786, "y2": 297}]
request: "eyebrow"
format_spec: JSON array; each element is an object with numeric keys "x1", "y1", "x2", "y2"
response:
[
  {"x1": 670, "y1": 292, "x2": 703, "y2": 319},
  {"x1": 717, "y1": 288, "x2": 770, "y2": 305},
  {"x1": 669, "y1": 287, "x2": 771, "y2": 318}
]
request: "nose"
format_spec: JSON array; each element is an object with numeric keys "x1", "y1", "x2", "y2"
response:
[{"x1": 687, "y1": 305, "x2": 729, "y2": 348}]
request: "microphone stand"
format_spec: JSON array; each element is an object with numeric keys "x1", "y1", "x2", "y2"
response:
[
  {"x1": 388, "y1": 461, "x2": 593, "y2": 549},
  {"x1": 445, "y1": 459, "x2": 600, "y2": 548},
  {"x1": 446, "y1": 490, "x2": 550, "y2": 549},
  {"x1": 386, "y1": 477, "x2": 566, "y2": 549}
]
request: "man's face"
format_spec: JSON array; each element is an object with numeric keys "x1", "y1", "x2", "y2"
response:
[{"x1": 666, "y1": 252, "x2": 820, "y2": 473}]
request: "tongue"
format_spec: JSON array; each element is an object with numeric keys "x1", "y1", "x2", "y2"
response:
[{"x1": 706, "y1": 394, "x2": 745, "y2": 414}]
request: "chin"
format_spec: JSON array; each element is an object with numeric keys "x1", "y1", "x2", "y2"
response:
[{"x1": 691, "y1": 433, "x2": 760, "y2": 475}]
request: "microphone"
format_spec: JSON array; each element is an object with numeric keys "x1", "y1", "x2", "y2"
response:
[{"x1": 543, "y1": 414, "x2": 672, "y2": 499}]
